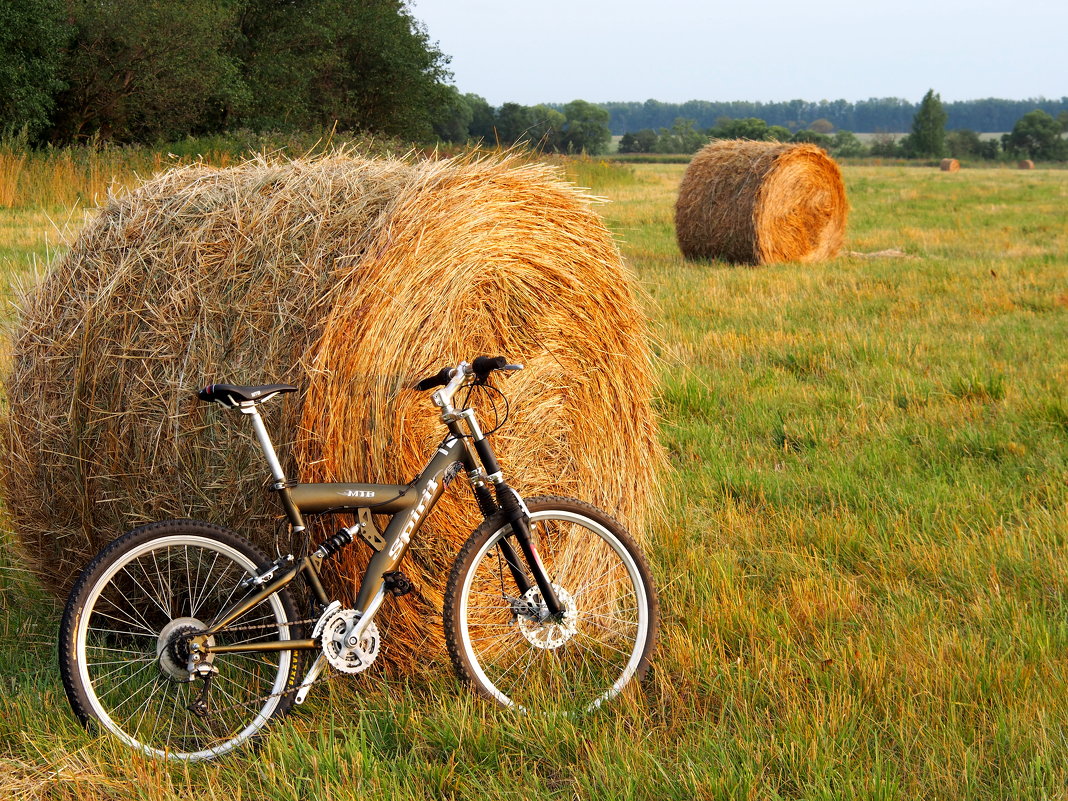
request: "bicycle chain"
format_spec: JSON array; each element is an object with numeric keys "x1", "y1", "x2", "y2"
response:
[
  {"x1": 211, "y1": 615, "x2": 320, "y2": 634},
  {"x1": 183, "y1": 615, "x2": 336, "y2": 718}
]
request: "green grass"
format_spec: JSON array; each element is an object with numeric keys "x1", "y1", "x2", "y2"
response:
[{"x1": 1, "y1": 155, "x2": 1067, "y2": 799}]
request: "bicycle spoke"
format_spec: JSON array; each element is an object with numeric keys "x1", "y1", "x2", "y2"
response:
[
  {"x1": 64, "y1": 525, "x2": 299, "y2": 760},
  {"x1": 449, "y1": 502, "x2": 655, "y2": 714}
]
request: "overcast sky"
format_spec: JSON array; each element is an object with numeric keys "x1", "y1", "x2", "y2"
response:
[{"x1": 411, "y1": 0, "x2": 1066, "y2": 106}]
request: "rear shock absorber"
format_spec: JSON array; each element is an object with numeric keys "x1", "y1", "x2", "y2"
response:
[{"x1": 313, "y1": 529, "x2": 354, "y2": 561}]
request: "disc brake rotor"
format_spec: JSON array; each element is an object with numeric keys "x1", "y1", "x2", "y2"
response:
[{"x1": 516, "y1": 585, "x2": 578, "y2": 649}]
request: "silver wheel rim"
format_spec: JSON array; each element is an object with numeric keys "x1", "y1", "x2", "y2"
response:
[
  {"x1": 75, "y1": 534, "x2": 293, "y2": 761},
  {"x1": 458, "y1": 509, "x2": 650, "y2": 712}
]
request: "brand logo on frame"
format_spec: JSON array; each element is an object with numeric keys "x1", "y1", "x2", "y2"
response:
[
  {"x1": 389, "y1": 478, "x2": 439, "y2": 558},
  {"x1": 340, "y1": 490, "x2": 376, "y2": 498}
]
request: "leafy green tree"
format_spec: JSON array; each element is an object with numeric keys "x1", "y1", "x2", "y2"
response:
[
  {"x1": 977, "y1": 138, "x2": 1000, "y2": 160},
  {"x1": 235, "y1": 0, "x2": 451, "y2": 141},
  {"x1": 906, "y1": 89, "x2": 947, "y2": 158},
  {"x1": 945, "y1": 129, "x2": 982, "y2": 159},
  {"x1": 809, "y1": 118, "x2": 835, "y2": 134},
  {"x1": 830, "y1": 130, "x2": 866, "y2": 157},
  {"x1": 530, "y1": 105, "x2": 566, "y2": 152},
  {"x1": 767, "y1": 125, "x2": 793, "y2": 142},
  {"x1": 709, "y1": 117, "x2": 769, "y2": 141},
  {"x1": 656, "y1": 118, "x2": 705, "y2": 153},
  {"x1": 0, "y1": 0, "x2": 68, "y2": 140},
  {"x1": 464, "y1": 94, "x2": 496, "y2": 143},
  {"x1": 618, "y1": 132, "x2": 639, "y2": 153},
  {"x1": 618, "y1": 130, "x2": 651, "y2": 153},
  {"x1": 560, "y1": 99, "x2": 611, "y2": 155},
  {"x1": 432, "y1": 86, "x2": 474, "y2": 143},
  {"x1": 792, "y1": 129, "x2": 830, "y2": 147},
  {"x1": 494, "y1": 102, "x2": 536, "y2": 146},
  {"x1": 869, "y1": 132, "x2": 902, "y2": 158},
  {"x1": 52, "y1": 0, "x2": 246, "y2": 142},
  {"x1": 1002, "y1": 110, "x2": 1067, "y2": 161}
]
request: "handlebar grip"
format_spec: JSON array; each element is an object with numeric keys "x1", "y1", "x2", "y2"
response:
[
  {"x1": 471, "y1": 355, "x2": 508, "y2": 377},
  {"x1": 413, "y1": 367, "x2": 454, "y2": 391}
]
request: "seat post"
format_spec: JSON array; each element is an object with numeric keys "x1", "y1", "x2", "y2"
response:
[
  {"x1": 241, "y1": 404, "x2": 286, "y2": 485},
  {"x1": 241, "y1": 403, "x2": 306, "y2": 533}
]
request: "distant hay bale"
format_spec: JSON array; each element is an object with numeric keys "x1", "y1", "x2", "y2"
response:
[
  {"x1": 940, "y1": 158, "x2": 960, "y2": 172},
  {"x1": 674, "y1": 140, "x2": 847, "y2": 265},
  {"x1": 1018, "y1": 159, "x2": 1035, "y2": 170},
  {"x1": 3, "y1": 152, "x2": 664, "y2": 669}
]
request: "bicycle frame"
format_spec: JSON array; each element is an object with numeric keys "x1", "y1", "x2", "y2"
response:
[
  {"x1": 198, "y1": 363, "x2": 560, "y2": 671},
  {"x1": 202, "y1": 433, "x2": 468, "y2": 649}
]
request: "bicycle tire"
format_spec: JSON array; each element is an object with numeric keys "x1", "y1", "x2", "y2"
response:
[
  {"x1": 444, "y1": 496, "x2": 658, "y2": 713},
  {"x1": 58, "y1": 519, "x2": 301, "y2": 760}
]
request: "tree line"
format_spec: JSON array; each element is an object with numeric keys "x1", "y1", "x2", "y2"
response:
[
  {"x1": 432, "y1": 93, "x2": 613, "y2": 154},
  {"x1": 0, "y1": 0, "x2": 617, "y2": 153},
  {"x1": 602, "y1": 97, "x2": 1068, "y2": 136},
  {"x1": 617, "y1": 92, "x2": 1068, "y2": 162},
  {"x1": 2, "y1": 1, "x2": 1065, "y2": 160},
  {"x1": 0, "y1": 0, "x2": 452, "y2": 144}
]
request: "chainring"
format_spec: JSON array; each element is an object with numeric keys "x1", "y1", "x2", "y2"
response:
[{"x1": 319, "y1": 608, "x2": 381, "y2": 674}]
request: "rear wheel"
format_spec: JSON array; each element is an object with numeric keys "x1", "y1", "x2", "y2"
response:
[
  {"x1": 444, "y1": 496, "x2": 658, "y2": 713},
  {"x1": 59, "y1": 520, "x2": 301, "y2": 760}
]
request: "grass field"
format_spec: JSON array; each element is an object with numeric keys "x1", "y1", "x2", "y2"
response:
[{"x1": 0, "y1": 152, "x2": 1066, "y2": 799}]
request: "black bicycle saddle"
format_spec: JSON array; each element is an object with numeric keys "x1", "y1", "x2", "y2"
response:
[{"x1": 196, "y1": 383, "x2": 297, "y2": 407}]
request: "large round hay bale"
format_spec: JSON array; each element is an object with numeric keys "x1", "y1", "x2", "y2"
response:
[
  {"x1": 3, "y1": 153, "x2": 663, "y2": 669},
  {"x1": 1018, "y1": 159, "x2": 1035, "y2": 170},
  {"x1": 940, "y1": 158, "x2": 961, "y2": 172},
  {"x1": 674, "y1": 140, "x2": 847, "y2": 265}
]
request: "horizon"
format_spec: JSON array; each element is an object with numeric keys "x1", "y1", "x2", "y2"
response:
[
  {"x1": 529, "y1": 94, "x2": 1068, "y2": 108},
  {"x1": 412, "y1": 0, "x2": 1066, "y2": 109}
]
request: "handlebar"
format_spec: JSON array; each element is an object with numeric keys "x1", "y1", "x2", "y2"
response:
[
  {"x1": 413, "y1": 357, "x2": 523, "y2": 392},
  {"x1": 413, "y1": 367, "x2": 454, "y2": 392}
]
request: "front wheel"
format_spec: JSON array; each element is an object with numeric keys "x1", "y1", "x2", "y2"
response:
[
  {"x1": 444, "y1": 496, "x2": 658, "y2": 713},
  {"x1": 58, "y1": 520, "x2": 301, "y2": 761}
]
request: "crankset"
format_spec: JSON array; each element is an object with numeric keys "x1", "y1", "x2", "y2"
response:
[{"x1": 317, "y1": 607, "x2": 381, "y2": 674}]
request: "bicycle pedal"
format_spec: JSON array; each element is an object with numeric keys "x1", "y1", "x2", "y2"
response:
[{"x1": 382, "y1": 571, "x2": 413, "y2": 597}]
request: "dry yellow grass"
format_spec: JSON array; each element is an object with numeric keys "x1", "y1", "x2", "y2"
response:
[
  {"x1": 674, "y1": 140, "x2": 847, "y2": 265},
  {"x1": 0, "y1": 153, "x2": 27, "y2": 208},
  {"x1": 2, "y1": 151, "x2": 664, "y2": 666}
]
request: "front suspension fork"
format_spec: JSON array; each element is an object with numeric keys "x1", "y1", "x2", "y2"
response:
[
  {"x1": 495, "y1": 483, "x2": 564, "y2": 619},
  {"x1": 459, "y1": 422, "x2": 563, "y2": 618}
]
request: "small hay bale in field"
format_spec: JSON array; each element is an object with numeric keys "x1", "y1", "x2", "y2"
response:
[
  {"x1": 1018, "y1": 159, "x2": 1035, "y2": 170},
  {"x1": 674, "y1": 140, "x2": 847, "y2": 265},
  {"x1": 3, "y1": 153, "x2": 664, "y2": 669},
  {"x1": 940, "y1": 158, "x2": 960, "y2": 172}
]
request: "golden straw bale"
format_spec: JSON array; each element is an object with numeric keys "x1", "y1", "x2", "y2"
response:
[
  {"x1": 3, "y1": 153, "x2": 663, "y2": 667},
  {"x1": 940, "y1": 158, "x2": 961, "y2": 172},
  {"x1": 1018, "y1": 159, "x2": 1035, "y2": 170},
  {"x1": 674, "y1": 140, "x2": 847, "y2": 265}
]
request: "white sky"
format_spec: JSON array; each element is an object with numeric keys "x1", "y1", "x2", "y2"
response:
[{"x1": 411, "y1": 0, "x2": 1066, "y2": 106}]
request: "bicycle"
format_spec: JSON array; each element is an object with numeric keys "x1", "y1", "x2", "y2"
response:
[{"x1": 58, "y1": 356, "x2": 659, "y2": 761}]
